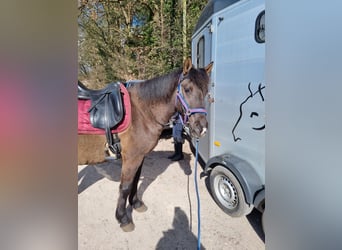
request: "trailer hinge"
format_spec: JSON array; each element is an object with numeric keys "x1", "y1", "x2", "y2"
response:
[{"x1": 209, "y1": 24, "x2": 214, "y2": 33}]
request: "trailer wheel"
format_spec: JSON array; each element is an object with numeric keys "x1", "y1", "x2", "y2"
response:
[{"x1": 210, "y1": 165, "x2": 253, "y2": 217}]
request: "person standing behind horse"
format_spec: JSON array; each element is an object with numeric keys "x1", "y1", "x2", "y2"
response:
[{"x1": 168, "y1": 114, "x2": 184, "y2": 161}]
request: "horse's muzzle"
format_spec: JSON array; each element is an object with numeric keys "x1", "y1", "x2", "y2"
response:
[{"x1": 189, "y1": 115, "x2": 208, "y2": 138}]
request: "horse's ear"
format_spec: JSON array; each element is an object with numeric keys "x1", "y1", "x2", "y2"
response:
[
  {"x1": 183, "y1": 57, "x2": 192, "y2": 75},
  {"x1": 204, "y1": 61, "x2": 214, "y2": 75}
]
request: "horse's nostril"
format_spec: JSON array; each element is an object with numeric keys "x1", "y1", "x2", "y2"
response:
[{"x1": 200, "y1": 127, "x2": 207, "y2": 136}]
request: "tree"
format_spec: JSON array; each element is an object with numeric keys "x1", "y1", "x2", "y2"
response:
[{"x1": 78, "y1": 0, "x2": 207, "y2": 88}]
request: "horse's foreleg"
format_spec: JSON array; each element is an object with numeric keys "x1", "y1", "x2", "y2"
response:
[
  {"x1": 129, "y1": 160, "x2": 148, "y2": 212},
  {"x1": 115, "y1": 181, "x2": 134, "y2": 231},
  {"x1": 115, "y1": 157, "x2": 144, "y2": 232}
]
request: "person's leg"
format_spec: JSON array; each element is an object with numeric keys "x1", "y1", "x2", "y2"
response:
[
  {"x1": 171, "y1": 141, "x2": 184, "y2": 161},
  {"x1": 170, "y1": 122, "x2": 184, "y2": 161},
  {"x1": 168, "y1": 125, "x2": 178, "y2": 159}
]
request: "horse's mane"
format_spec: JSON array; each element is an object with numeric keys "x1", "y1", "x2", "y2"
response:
[
  {"x1": 136, "y1": 67, "x2": 209, "y2": 105},
  {"x1": 136, "y1": 68, "x2": 181, "y2": 104},
  {"x1": 188, "y1": 67, "x2": 209, "y2": 94}
]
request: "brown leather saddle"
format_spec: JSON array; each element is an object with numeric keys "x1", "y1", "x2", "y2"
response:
[{"x1": 78, "y1": 81, "x2": 124, "y2": 158}]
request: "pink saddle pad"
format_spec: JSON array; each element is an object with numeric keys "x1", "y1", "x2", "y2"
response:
[{"x1": 78, "y1": 84, "x2": 131, "y2": 135}]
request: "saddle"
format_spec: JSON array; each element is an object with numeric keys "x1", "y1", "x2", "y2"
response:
[{"x1": 78, "y1": 81, "x2": 124, "y2": 158}]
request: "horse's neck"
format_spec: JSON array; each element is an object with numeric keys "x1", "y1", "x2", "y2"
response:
[
  {"x1": 129, "y1": 85, "x2": 177, "y2": 126},
  {"x1": 153, "y1": 96, "x2": 177, "y2": 124}
]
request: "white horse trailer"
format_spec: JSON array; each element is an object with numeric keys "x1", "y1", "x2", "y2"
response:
[{"x1": 191, "y1": 0, "x2": 265, "y2": 218}]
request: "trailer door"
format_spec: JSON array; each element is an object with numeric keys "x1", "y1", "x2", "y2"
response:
[{"x1": 192, "y1": 21, "x2": 212, "y2": 162}]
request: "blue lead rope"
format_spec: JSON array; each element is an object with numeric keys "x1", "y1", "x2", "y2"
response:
[{"x1": 194, "y1": 138, "x2": 201, "y2": 250}]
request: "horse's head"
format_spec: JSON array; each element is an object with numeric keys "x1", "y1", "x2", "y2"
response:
[{"x1": 176, "y1": 58, "x2": 213, "y2": 138}]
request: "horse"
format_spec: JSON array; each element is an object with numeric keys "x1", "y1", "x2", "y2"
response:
[{"x1": 78, "y1": 58, "x2": 213, "y2": 232}]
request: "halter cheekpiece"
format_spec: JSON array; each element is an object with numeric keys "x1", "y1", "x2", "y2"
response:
[{"x1": 175, "y1": 73, "x2": 207, "y2": 125}]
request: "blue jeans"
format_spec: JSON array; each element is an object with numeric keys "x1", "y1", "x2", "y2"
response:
[{"x1": 172, "y1": 121, "x2": 183, "y2": 143}]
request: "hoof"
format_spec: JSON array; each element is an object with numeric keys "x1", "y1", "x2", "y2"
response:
[
  {"x1": 120, "y1": 222, "x2": 135, "y2": 232},
  {"x1": 134, "y1": 203, "x2": 148, "y2": 213}
]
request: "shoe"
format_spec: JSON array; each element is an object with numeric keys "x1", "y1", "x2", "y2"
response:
[
  {"x1": 170, "y1": 142, "x2": 184, "y2": 161},
  {"x1": 168, "y1": 143, "x2": 177, "y2": 159}
]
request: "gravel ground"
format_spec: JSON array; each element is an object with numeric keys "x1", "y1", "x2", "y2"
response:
[{"x1": 78, "y1": 139, "x2": 265, "y2": 250}]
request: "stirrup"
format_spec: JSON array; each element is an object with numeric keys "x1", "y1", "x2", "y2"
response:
[{"x1": 106, "y1": 143, "x2": 121, "y2": 160}]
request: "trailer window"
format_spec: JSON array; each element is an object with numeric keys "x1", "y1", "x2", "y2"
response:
[
  {"x1": 255, "y1": 10, "x2": 265, "y2": 43},
  {"x1": 197, "y1": 36, "x2": 205, "y2": 68}
]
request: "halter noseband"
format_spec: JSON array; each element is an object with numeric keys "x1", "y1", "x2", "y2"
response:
[{"x1": 175, "y1": 73, "x2": 207, "y2": 125}]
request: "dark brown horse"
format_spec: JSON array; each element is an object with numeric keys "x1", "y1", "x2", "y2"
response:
[{"x1": 79, "y1": 58, "x2": 213, "y2": 232}]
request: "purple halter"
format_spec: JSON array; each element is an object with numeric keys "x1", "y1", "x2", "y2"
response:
[{"x1": 175, "y1": 73, "x2": 207, "y2": 125}]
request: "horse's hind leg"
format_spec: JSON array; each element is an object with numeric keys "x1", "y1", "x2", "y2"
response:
[{"x1": 129, "y1": 161, "x2": 147, "y2": 212}]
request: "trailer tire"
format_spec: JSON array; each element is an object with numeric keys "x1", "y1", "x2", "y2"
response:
[
  {"x1": 261, "y1": 211, "x2": 265, "y2": 234},
  {"x1": 210, "y1": 165, "x2": 253, "y2": 217}
]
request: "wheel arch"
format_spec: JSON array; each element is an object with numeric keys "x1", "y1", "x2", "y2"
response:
[
  {"x1": 205, "y1": 154, "x2": 264, "y2": 205},
  {"x1": 253, "y1": 188, "x2": 265, "y2": 213}
]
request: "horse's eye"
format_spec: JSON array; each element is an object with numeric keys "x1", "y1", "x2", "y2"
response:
[{"x1": 184, "y1": 87, "x2": 191, "y2": 93}]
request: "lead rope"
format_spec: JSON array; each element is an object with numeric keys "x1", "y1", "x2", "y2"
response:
[{"x1": 194, "y1": 138, "x2": 201, "y2": 250}]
